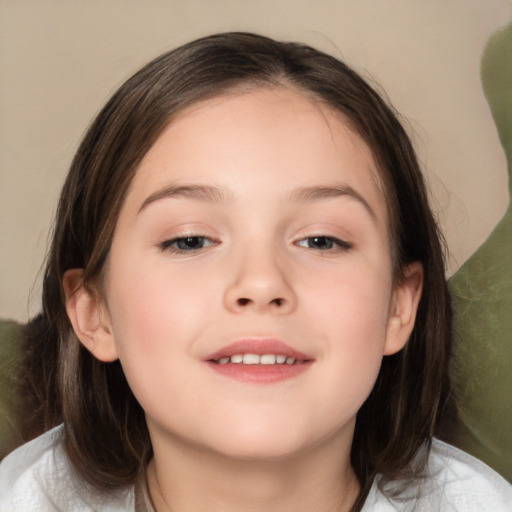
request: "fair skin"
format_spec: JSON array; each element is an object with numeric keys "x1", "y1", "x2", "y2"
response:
[{"x1": 64, "y1": 87, "x2": 422, "y2": 512}]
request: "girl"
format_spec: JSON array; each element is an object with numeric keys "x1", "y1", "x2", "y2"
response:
[{"x1": 1, "y1": 32, "x2": 510, "y2": 511}]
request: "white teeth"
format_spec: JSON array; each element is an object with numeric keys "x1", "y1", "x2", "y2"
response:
[
  {"x1": 260, "y1": 354, "x2": 276, "y2": 365},
  {"x1": 231, "y1": 354, "x2": 243, "y2": 363},
  {"x1": 214, "y1": 353, "x2": 301, "y2": 365},
  {"x1": 243, "y1": 353, "x2": 260, "y2": 365}
]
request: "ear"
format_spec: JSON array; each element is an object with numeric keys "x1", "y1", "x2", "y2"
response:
[
  {"x1": 384, "y1": 262, "x2": 423, "y2": 356},
  {"x1": 63, "y1": 269, "x2": 119, "y2": 362}
]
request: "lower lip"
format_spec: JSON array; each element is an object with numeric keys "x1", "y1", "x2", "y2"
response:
[{"x1": 206, "y1": 361, "x2": 312, "y2": 384}]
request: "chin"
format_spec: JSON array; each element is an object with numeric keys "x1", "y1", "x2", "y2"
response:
[
  {"x1": 209, "y1": 437, "x2": 307, "y2": 462},
  {"x1": 197, "y1": 419, "x2": 322, "y2": 462}
]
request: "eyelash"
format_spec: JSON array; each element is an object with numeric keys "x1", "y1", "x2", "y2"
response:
[
  {"x1": 159, "y1": 236, "x2": 217, "y2": 254},
  {"x1": 295, "y1": 235, "x2": 352, "y2": 252},
  {"x1": 159, "y1": 235, "x2": 352, "y2": 255}
]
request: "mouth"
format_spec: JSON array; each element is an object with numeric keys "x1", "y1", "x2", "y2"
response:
[
  {"x1": 212, "y1": 353, "x2": 304, "y2": 365},
  {"x1": 205, "y1": 339, "x2": 313, "y2": 384}
]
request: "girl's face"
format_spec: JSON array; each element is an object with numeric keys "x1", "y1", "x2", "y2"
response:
[{"x1": 78, "y1": 87, "x2": 421, "y2": 461}]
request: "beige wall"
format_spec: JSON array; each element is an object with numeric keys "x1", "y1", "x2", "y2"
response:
[{"x1": 0, "y1": 0, "x2": 510, "y2": 321}]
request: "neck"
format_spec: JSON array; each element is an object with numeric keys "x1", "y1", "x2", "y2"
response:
[{"x1": 146, "y1": 429, "x2": 360, "y2": 512}]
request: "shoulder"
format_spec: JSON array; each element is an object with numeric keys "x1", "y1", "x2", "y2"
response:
[
  {"x1": 0, "y1": 425, "x2": 134, "y2": 511},
  {"x1": 0, "y1": 425, "x2": 66, "y2": 511},
  {"x1": 425, "y1": 439, "x2": 512, "y2": 509},
  {"x1": 363, "y1": 439, "x2": 512, "y2": 511}
]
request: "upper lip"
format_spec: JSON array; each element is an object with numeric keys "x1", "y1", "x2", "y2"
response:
[{"x1": 205, "y1": 338, "x2": 313, "y2": 361}]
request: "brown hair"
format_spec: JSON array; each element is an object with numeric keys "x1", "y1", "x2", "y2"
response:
[{"x1": 17, "y1": 32, "x2": 452, "y2": 510}]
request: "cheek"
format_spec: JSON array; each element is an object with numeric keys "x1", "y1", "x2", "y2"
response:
[
  {"x1": 104, "y1": 261, "x2": 212, "y2": 400},
  {"x1": 108, "y1": 258, "x2": 206, "y2": 343},
  {"x1": 306, "y1": 259, "x2": 392, "y2": 344},
  {"x1": 302, "y1": 261, "x2": 392, "y2": 400}
]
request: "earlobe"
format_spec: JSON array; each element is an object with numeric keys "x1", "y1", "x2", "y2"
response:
[
  {"x1": 63, "y1": 269, "x2": 119, "y2": 362},
  {"x1": 384, "y1": 262, "x2": 423, "y2": 356}
]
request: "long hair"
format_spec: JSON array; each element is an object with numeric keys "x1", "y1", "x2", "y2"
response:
[{"x1": 17, "y1": 32, "x2": 452, "y2": 510}]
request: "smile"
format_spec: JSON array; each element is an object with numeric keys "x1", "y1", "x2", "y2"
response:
[
  {"x1": 205, "y1": 339, "x2": 313, "y2": 383},
  {"x1": 213, "y1": 354, "x2": 303, "y2": 365}
]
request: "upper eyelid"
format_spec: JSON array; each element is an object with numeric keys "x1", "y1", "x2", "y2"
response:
[
  {"x1": 157, "y1": 227, "x2": 353, "y2": 248},
  {"x1": 293, "y1": 231, "x2": 352, "y2": 243},
  {"x1": 161, "y1": 234, "x2": 216, "y2": 242},
  {"x1": 295, "y1": 235, "x2": 352, "y2": 248},
  {"x1": 160, "y1": 229, "x2": 218, "y2": 241},
  {"x1": 159, "y1": 235, "x2": 218, "y2": 254},
  {"x1": 159, "y1": 232, "x2": 351, "y2": 242}
]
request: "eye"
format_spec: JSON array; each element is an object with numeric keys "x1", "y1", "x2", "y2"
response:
[
  {"x1": 296, "y1": 236, "x2": 352, "y2": 252},
  {"x1": 160, "y1": 236, "x2": 216, "y2": 254}
]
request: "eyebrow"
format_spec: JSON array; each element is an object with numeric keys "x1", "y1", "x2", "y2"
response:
[
  {"x1": 138, "y1": 182, "x2": 376, "y2": 219},
  {"x1": 289, "y1": 185, "x2": 376, "y2": 219},
  {"x1": 138, "y1": 184, "x2": 230, "y2": 213}
]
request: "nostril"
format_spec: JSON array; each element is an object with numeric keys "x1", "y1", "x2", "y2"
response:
[{"x1": 234, "y1": 297, "x2": 286, "y2": 308}]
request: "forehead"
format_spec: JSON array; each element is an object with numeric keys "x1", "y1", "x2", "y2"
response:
[{"x1": 122, "y1": 87, "x2": 388, "y2": 223}]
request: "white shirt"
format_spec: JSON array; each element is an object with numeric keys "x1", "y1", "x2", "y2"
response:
[{"x1": 1, "y1": 425, "x2": 511, "y2": 511}]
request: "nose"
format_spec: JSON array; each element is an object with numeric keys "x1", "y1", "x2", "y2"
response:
[{"x1": 223, "y1": 246, "x2": 297, "y2": 315}]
